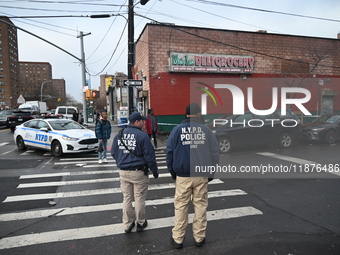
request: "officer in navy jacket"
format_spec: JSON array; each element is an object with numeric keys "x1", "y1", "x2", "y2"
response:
[
  {"x1": 111, "y1": 112, "x2": 158, "y2": 233},
  {"x1": 166, "y1": 103, "x2": 219, "y2": 249}
]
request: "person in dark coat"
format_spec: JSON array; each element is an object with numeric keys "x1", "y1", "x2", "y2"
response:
[
  {"x1": 72, "y1": 110, "x2": 79, "y2": 122},
  {"x1": 95, "y1": 112, "x2": 111, "y2": 164},
  {"x1": 166, "y1": 103, "x2": 219, "y2": 249},
  {"x1": 145, "y1": 109, "x2": 158, "y2": 148},
  {"x1": 111, "y1": 112, "x2": 159, "y2": 233}
]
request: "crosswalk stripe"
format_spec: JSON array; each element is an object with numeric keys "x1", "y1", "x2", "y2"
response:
[
  {"x1": 56, "y1": 157, "x2": 165, "y2": 164},
  {"x1": 19, "y1": 168, "x2": 170, "y2": 179},
  {"x1": 0, "y1": 189, "x2": 246, "y2": 222},
  {"x1": 3, "y1": 179, "x2": 223, "y2": 203},
  {"x1": 0, "y1": 142, "x2": 9, "y2": 147},
  {"x1": 20, "y1": 150, "x2": 35, "y2": 155},
  {"x1": 54, "y1": 160, "x2": 115, "y2": 165},
  {"x1": 17, "y1": 173, "x2": 173, "y2": 188},
  {"x1": 0, "y1": 206, "x2": 262, "y2": 250},
  {"x1": 59, "y1": 157, "x2": 98, "y2": 161},
  {"x1": 19, "y1": 170, "x2": 119, "y2": 179}
]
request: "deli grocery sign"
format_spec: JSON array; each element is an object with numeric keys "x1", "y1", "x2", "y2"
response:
[{"x1": 169, "y1": 52, "x2": 254, "y2": 73}]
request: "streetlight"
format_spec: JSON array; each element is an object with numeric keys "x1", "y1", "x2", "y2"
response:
[{"x1": 40, "y1": 80, "x2": 53, "y2": 102}]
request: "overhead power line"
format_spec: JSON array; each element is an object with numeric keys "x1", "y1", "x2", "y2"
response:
[
  {"x1": 136, "y1": 14, "x2": 340, "y2": 69},
  {"x1": 182, "y1": 0, "x2": 340, "y2": 23}
]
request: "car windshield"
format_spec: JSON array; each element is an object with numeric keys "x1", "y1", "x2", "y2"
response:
[
  {"x1": 0, "y1": 110, "x2": 14, "y2": 115},
  {"x1": 50, "y1": 120, "x2": 84, "y2": 130},
  {"x1": 13, "y1": 112, "x2": 31, "y2": 116},
  {"x1": 325, "y1": 116, "x2": 340, "y2": 124}
]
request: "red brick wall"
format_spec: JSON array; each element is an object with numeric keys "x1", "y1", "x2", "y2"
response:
[{"x1": 135, "y1": 24, "x2": 340, "y2": 116}]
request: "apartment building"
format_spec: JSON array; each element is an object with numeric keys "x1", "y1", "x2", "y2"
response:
[{"x1": 0, "y1": 16, "x2": 20, "y2": 109}]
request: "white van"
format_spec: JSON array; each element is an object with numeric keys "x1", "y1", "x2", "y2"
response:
[{"x1": 55, "y1": 106, "x2": 80, "y2": 122}]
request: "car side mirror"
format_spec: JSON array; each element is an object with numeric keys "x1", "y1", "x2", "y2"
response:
[{"x1": 40, "y1": 127, "x2": 49, "y2": 132}]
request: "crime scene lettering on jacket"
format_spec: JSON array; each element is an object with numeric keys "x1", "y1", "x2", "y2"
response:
[
  {"x1": 180, "y1": 127, "x2": 206, "y2": 148},
  {"x1": 35, "y1": 134, "x2": 48, "y2": 142},
  {"x1": 118, "y1": 133, "x2": 136, "y2": 153}
]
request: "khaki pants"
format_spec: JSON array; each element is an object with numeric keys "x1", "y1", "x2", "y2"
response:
[
  {"x1": 119, "y1": 170, "x2": 149, "y2": 229},
  {"x1": 172, "y1": 176, "x2": 208, "y2": 243}
]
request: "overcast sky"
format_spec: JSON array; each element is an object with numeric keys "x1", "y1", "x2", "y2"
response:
[{"x1": 1, "y1": 0, "x2": 339, "y2": 102}]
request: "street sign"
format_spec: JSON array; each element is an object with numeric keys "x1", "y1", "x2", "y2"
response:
[
  {"x1": 17, "y1": 94, "x2": 25, "y2": 104},
  {"x1": 124, "y1": 79, "x2": 143, "y2": 86}
]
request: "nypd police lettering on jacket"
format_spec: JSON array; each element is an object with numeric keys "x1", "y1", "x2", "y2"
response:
[
  {"x1": 118, "y1": 133, "x2": 137, "y2": 153},
  {"x1": 180, "y1": 127, "x2": 206, "y2": 148},
  {"x1": 166, "y1": 118, "x2": 219, "y2": 178}
]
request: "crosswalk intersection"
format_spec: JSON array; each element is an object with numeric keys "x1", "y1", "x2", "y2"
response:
[{"x1": 0, "y1": 150, "x2": 263, "y2": 251}]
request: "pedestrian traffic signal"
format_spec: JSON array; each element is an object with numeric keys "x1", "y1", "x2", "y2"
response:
[
  {"x1": 92, "y1": 90, "x2": 100, "y2": 99},
  {"x1": 85, "y1": 89, "x2": 100, "y2": 100}
]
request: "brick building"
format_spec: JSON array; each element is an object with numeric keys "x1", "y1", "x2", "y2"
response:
[
  {"x1": 134, "y1": 23, "x2": 340, "y2": 131},
  {"x1": 18, "y1": 62, "x2": 66, "y2": 109},
  {"x1": 19, "y1": 61, "x2": 53, "y2": 98},
  {"x1": 0, "y1": 16, "x2": 19, "y2": 109}
]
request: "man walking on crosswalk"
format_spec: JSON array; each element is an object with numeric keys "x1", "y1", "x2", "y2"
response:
[
  {"x1": 111, "y1": 112, "x2": 159, "y2": 233},
  {"x1": 166, "y1": 103, "x2": 219, "y2": 249}
]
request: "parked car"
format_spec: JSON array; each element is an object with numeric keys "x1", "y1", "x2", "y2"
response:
[
  {"x1": 46, "y1": 109, "x2": 56, "y2": 116},
  {"x1": 0, "y1": 109, "x2": 15, "y2": 127},
  {"x1": 211, "y1": 109, "x2": 301, "y2": 153},
  {"x1": 7, "y1": 110, "x2": 35, "y2": 132},
  {"x1": 14, "y1": 118, "x2": 98, "y2": 157},
  {"x1": 55, "y1": 106, "x2": 80, "y2": 121},
  {"x1": 301, "y1": 114, "x2": 340, "y2": 144}
]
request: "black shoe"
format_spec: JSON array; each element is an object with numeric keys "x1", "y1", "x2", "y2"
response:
[
  {"x1": 194, "y1": 238, "x2": 205, "y2": 247},
  {"x1": 136, "y1": 220, "x2": 148, "y2": 232},
  {"x1": 124, "y1": 222, "x2": 135, "y2": 233},
  {"x1": 171, "y1": 238, "x2": 183, "y2": 249}
]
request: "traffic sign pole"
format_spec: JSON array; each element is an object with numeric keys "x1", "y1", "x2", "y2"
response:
[{"x1": 123, "y1": 79, "x2": 143, "y2": 86}]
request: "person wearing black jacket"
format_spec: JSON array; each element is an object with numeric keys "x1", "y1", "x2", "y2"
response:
[
  {"x1": 95, "y1": 112, "x2": 111, "y2": 164},
  {"x1": 72, "y1": 110, "x2": 79, "y2": 122},
  {"x1": 111, "y1": 112, "x2": 159, "y2": 233},
  {"x1": 166, "y1": 103, "x2": 219, "y2": 249}
]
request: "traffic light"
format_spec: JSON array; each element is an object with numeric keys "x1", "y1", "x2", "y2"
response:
[
  {"x1": 92, "y1": 90, "x2": 100, "y2": 99},
  {"x1": 86, "y1": 89, "x2": 91, "y2": 99},
  {"x1": 86, "y1": 89, "x2": 100, "y2": 100},
  {"x1": 57, "y1": 98, "x2": 61, "y2": 102},
  {"x1": 140, "y1": 0, "x2": 149, "y2": 5}
]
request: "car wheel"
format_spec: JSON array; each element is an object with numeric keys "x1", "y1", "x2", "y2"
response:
[
  {"x1": 218, "y1": 137, "x2": 233, "y2": 153},
  {"x1": 10, "y1": 127, "x2": 15, "y2": 132},
  {"x1": 52, "y1": 141, "x2": 63, "y2": 157},
  {"x1": 279, "y1": 132, "x2": 293, "y2": 148},
  {"x1": 325, "y1": 130, "x2": 336, "y2": 144},
  {"x1": 16, "y1": 136, "x2": 27, "y2": 151}
]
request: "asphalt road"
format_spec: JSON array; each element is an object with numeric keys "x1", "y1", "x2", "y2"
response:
[{"x1": 0, "y1": 126, "x2": 339, "y2": 255}]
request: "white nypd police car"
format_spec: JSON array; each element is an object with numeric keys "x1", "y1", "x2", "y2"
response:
[{"x1": 14, "y1": 118, "x2": 98, "y2": 157}]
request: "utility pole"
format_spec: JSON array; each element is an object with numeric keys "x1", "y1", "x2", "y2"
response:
[
  {"x1": 128, "y1": 0, "x2": 134, "y2": 115},
  {"x1": 77, "y1": 31, "x2": 91, "y2": 124}
]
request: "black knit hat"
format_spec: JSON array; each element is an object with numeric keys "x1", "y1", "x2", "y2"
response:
[{"x1": 185, "y1": 103, "x2": 201, "y2": 115}]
